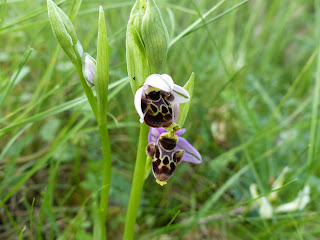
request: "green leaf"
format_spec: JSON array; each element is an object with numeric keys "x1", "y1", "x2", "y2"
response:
[
  {"x1": 94, "y1": 7, "x2": 112, "y2": 240},
  {"x1": 95, "y1": 6, "x2": 109, "y2": 125},
  {"x1": 176, "y1": 72, "x2": 194, "y2": 127}
]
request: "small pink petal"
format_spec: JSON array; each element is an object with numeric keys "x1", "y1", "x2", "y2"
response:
[
  {"x1": 176, "y1": 137, "x2": 202, "y2": 164},
  {"x1": 175, "y1": 128, "x2": 186, "y2": 136},
  {"x1": 148, "y1": 128, "x2": 166, "y2": 143}
]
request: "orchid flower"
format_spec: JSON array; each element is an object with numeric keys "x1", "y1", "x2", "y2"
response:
[
  {"x1": 146, "y1": 127, "x2": 202, "y2": 185},
  {"x1": 134, "y1": 74, "x2": 190, "y2": 128}
]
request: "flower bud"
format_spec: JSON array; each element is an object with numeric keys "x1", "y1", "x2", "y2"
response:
[
  {"x1": 141, "y1": 0, "x2": 169, "y2": 73},
  {"x1": 126, "y1": 0, "x2": 169, "y2": 93},
  {"x1": 47, "y1": 0, "x2": 81, "y2": 62},
  {"x1": 82, "y1": 53, "x2": 96, "y2": 87},
  {"x1": 126, "y1": 0, "x2": 149, "y2": 93}
]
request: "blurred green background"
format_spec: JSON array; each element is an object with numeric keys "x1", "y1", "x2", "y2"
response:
[{"x1": 1, "y1": 0, "x2": 320, "y2": 239}]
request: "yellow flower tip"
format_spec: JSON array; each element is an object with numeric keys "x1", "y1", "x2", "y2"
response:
[{"x1": 156, "y1": 179, "x2": 167, "y2": 186}]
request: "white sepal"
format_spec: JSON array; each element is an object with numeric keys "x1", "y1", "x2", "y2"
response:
[
  {"x1": 134, "y1": 87, "x2": 145, "y2": 123},
  {"x1": 169, "y1": 84, "x2": 190, "y2": 104},
  {"x1": 144, "y1": 74, "x2": 174, "y2": 92}
]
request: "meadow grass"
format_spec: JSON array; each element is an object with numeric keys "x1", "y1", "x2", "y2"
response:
[{"x1": 1, "y1": 0, "x2": 320, "y2": 239}]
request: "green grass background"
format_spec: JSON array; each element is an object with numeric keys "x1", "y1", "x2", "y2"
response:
[{"x1": 1, "y1": 0, "x2": 320, "y2": 239}]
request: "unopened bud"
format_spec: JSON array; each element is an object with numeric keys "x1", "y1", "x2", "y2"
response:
[
  {"x1": 47, "y1": 0, "x2": 82, "y2": 62},
  {"x1": 126, "y1": 0, "x2": 149, "y2": 93},
  {"x1": 126, "y1": 0, "x2": 169, "y2": 93},
  {"x1": 141, "y1": 0, "x2": 169, "y2": 73},
  {"x1": 76, "y1": 40, "x2": 83, "y2": 58},
  {"x1": 82, "y1": 53, "x2": 96, "y2": 87}
]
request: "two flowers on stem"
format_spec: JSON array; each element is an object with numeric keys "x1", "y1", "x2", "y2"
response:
[
  {"x1": 134, "y1": 74, "x2": 202, "y2": 185},
  {"x1": 82, "y1": 52, "x2": 203, "y2": 186},
  {"x1": 83, "y1": 62, "x2": 203, "y2": 185}
]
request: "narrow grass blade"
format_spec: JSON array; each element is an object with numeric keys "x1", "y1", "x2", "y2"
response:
[
  {"x1": 0, "y1": 124, "x2": 30, "y2": 163},
  {"x1": 188, "y1": 0, "x2": 249, "y2": 35},
  {"x1": 0, "y1": 116, "x2": 89, "y2": 206},
  {"x1": 0, "y1": 96, "x2": 87, "y2": 135},
  {"x1": 307, "y1": 29, "x2": 320, "y2": 172},
  {"x1": 169, "y1": 0, "x2": 226, "y2": 48},
  {"x1": 0, "y1": 0, "x2": 7, "y2": 26},
  {"x1": 0, "y1": 46, "x2": 33, "y2": 109}
]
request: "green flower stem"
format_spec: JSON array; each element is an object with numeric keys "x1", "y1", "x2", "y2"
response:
[
  {"x1": 75, "y1": 63, "x2": 98, "y2": 119},
  {"x1": 124, "y1": 123, "x2": 149, "y2": 240}
]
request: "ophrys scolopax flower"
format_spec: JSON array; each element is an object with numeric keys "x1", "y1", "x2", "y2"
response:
[
  {"x1": 147, "y1": 127, "x2": 202, "y2": 185},
  {"x1": 134, "y1": 74, "x2": 190, "y2": 128}
]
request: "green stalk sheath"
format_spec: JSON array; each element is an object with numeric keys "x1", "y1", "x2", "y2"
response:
[
  {"x1": 97, "y1": 122, "x2": 111, "y2": 237},
  {"x1": 124, "y1": 123, "x2": 149, "y2": 240},
  {"x1": 94, "y1": 6, "x2": 111, "y2": 240}
]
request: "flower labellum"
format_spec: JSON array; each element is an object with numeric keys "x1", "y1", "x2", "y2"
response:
[
  {"x1": 146, "y1": 131, "x2": 184, "y2": 185},
  {"x1": 134, "y1": 74, "x2": 190, "y2": 128},
  {"x1": 147, "y1": 127, "x2": 202, "y2": 185}
]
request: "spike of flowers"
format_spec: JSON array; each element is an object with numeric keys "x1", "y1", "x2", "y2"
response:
[{"x1": 134, "y1": 74, "x2": 190, "y2": 128}]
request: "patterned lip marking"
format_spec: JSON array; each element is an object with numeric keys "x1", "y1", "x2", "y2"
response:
[
  {"x1": 142, "y1": 90, "x2": 173, "y2": 128},
  {"x1": 147, "y1": 135, "x2": 185, "y2": 182},
  {"x1": 159, "y1": 137, "x2": 176, "y2": 150}
]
